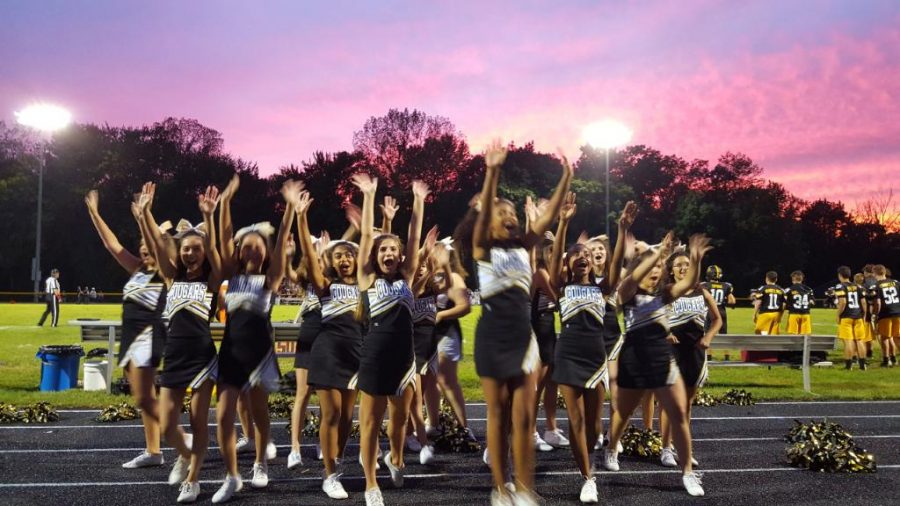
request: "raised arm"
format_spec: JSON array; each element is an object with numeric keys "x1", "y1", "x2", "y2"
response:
[
  {"x1": 341, "y1": 203, "x2": 361, "y2": 242},
  {"x1": 267, "y1": 180, "x2": 302, "y2": 290},
  {"x1": 353, "y1": 173, "x2": 379, "y2": 288},
  {"x1": 381, "y1": 195, "x2": 398, "y2": 235},
  {"x1": 198, "y1": 185, "x2": 223, "y2": 288},
  {"x1": 549, "y1": 192, "x2": 576, "y2": 290},
  {"x1": 472, "y1": 141, "x2": 506, "y2": 261},
  {"x1": 296, "y1": 192, "x2": 328, "y2": 293},
  {"x1": 608, "y1": 201, "x2": 637, "y2": 289},
  {"x1": 218, "y1": 174, "x2": 240, "y2": 278},
  {"x1": 666, "y1": 234, "x2": 712, "y2": 302},
  {"x1": 617, "y1": 232, "x2": 672, "y2": 304},
  {"x1": 524, "y1": 150, "x2": 574, "y2": 249},
  {"x1": 139, "y1": 183, "x2": 178, "y2": 282},
  {"x1": 84, "y1": 190, "x2": 142, "y2": 273},
  {"x1": 402, "y1": 180, "x2": 430, "y2": 283}
]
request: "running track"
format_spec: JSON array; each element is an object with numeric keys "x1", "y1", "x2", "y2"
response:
[{"x1": 1, "y1": 401, "x2": 898, "y2": 505}]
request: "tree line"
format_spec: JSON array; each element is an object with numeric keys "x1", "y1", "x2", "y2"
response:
[{"x1": 0, "y1": 109, "x2": 896, "y2": 296}]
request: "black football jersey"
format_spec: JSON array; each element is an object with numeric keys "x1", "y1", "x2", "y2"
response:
[
  {"x1": 834, "y1": 282, "x2": 864, "y2": 319},
  {"x1": 874, "y1": 279, "x2": 900, "y2": 318},
  {"x1": 700, "y1": 281, "x2": 733, "y2": 310},
  {"x1": 756, "y1": 285, "x2": 786, "y2": 314},
  {"x1": 784, "y1": 283, "x2": 814, "y2": 314}
]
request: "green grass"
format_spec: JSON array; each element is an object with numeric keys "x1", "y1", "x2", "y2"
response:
[{"x1": 0, "y1": 303, "x2": 895, "y2": 408}]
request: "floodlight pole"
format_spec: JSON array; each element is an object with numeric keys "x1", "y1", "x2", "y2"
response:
[
  {"x1": 605, "y1": 148, "x2": 610, "y2": 238},
  {"x1": 32, "y1": 147, "x2": 45, "y2": 302}
]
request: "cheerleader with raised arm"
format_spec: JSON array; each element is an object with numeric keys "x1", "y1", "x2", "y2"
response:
[
  {"x1": 84, "y1": 190, "x2": 166, "y2": 470},
  {"x1": 601, "y1": 231, "x2": 711, "y2": 497},
  {"x1": 138, "y1": 183, "x2": 224, "y2": 503},
  {"x1": 472, "y1": 142, "x2": 573, "y2": 506},
  {"x1": 353, "y1": 174, "x2": 428, "y2": 506},
  {"x1": 296, "y1": 191, "x2": 364, "y2": 500},
  {"x1": 658, "y1": 251, "x2": 721, "y2": 468}
]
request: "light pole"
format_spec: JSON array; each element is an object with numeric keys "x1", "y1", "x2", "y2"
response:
[
  {"x1": 15, "y1": 103, "x2": 72, "y2": 302},
  {"x1": 583, "y1": 119, "x2": 633, "y2": 237}
]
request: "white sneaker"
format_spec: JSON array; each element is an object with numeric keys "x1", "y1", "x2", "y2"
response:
[
  {"x1": 425, "y1": 424, "x2": 442, "y2": 438},
  {"x1": 533, "y1": 432, "x2": 553, "y2": 452},
  {"x1": 177, "y1": 481, "x2": 200, "y2": 503},
  {"x1": 317, "y1": 443, "x2": 323, "y2": 460},
  {"x1": 365, "y1": 488, "x2": 384, "y2": 506},
  {"x1": 122, "y1": 451, "x2": 164, "y2": 469},
  {"x1": 288, "y1": 451, "x2": 302, "y2": 469},
  {"x1": 235, "y1": 436, "x2": 254, "y2": 454},
  {"x1": 671, "y1": 447, "x2": 699, "y2": 466},
  {"x1": 359, "y1": 448, "x2": 381, "y2": 470},
  {"x1": 419, "y1": 444, "x2": 435, "y2": 465},
  {"x1": 616, "y1": 441, "x2": 623, "y2": 453},
  {"x1": 491, "y1": 489, "x2": 514, "y2": 506},
  {"x1": 594, "y1": 434, "x2": 603, "y2": 451},
  {"x1": 483, "y1": 448, "x2": 491, "y2": 466},
  {"x1": 168, "y1": 455, "x2": 191, "y2": 485},
  {"x1": 601, "y1": 449, "x2": 620, "y2": 471},
  {"x1": 266, "y1": 440, "x2": 277, "y2": 460},
  {"x1": 542, "y1": 429, "x2": 570, "y2": 448},
  {"x1": 504, "y1": 482, "x2": 516, "y2": 493},
  {"x1": 512, "y1": 490, "x2": 539, "y2": 506},
  {"x1": 682, "y1": 472, "x2": 705, "y2": 497},
  {"x1": 322, "y1": 473, "x2": 349, "y2": 499},
  {"x1": 250, "y1": 462, "x2": 269, "y2": 489},
  {"x1": 211, "y1": 475, "x2": 243, "y2": 503},
  {"x1": 660, "y1": 447, "x2": 677, "y2": 468},
  {"x1": 406, "y1": 434, "x2": 422, "y2": 452},
  {"x1": 579, "y1": 476, "x2": 598, "y2": 503},
  {"x1": 384, "y1": 450, "x2": 404, "y2": 488},
  {"x1": 183, "y1": 433, "x2": 193, "y2": 451}
]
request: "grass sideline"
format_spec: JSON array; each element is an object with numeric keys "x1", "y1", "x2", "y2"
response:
[{"x1": 0, "y1": 303, "x2": 896, "y2": 408}]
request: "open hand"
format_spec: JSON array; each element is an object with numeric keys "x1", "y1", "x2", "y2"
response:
[
  {"x1": 84, "y1": 190, "x2": 99, "y2": 213},
  {"x1": 412, "y1": 180, "x2": 431, "y2": 200},
  {"x1": 381, "y1": 195, "x2": 399, "y2": 221},
  {"x1": 560, "y1": 192, "x2": 577, "y2": 221},
  {"x1": 484, "y1": 139, "x2": 508, "y2": 168},
  {"x1": 618, "y1": 201, "x2": 637, "y2": 229},
  {"x1": 198, "y1": 186, "x2": 220, "y2": 215},
  {"x1": 296, "y1": 190, "x2": 314, "y2": 214},
  {"x1": 351, "y1": 173, "x2": 378, "y2": 195},
  {"x1": 221, "y1": 174, "x2": 240, "y2": 201}
]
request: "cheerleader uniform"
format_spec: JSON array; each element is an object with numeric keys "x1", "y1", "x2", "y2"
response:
[
  {"x1": 668, "y1": 291, "x2": 709, "y2": 387},
  {"x1": 596, "y1": 277, "x2": 624, "y2": 361},
  {"x1": 359, "y1": 278, "x2": 416, "y2": 396},
  {"x1": 412, "y1": 291, "x2": 438, "y2": 375},
  {"x1": 474, "y1": 244, "x2": 539, "y2": 379},
  {"x1": 435, "y1": 293, "x2": 463, "y2": 362},
  {"x1": 160, "y1": 278, "x2": 218, "y2": 389},
  {"x1": 531, "y1": 289, "x2": 557, "y2": 366},
  {"x1": 119, "y1": 269, "x2": 167, "y2": 368},
  {"x1": 218, "y1": 274, "x2": 281, "y2": 392},
  {"x1": 307, "y1": 282, "x2": 363, "y2": 390},
  {"x1": 617, "y1": 289, "x2": 679, "y2": 389},
  {"x1": 552, "y1": 283, "x2": 608, "y2": 389},
  {"x1": 293, "y1": 285, "x2": 321, "y2": 370}
]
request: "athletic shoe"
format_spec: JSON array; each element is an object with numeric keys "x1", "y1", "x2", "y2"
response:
[
  {"x1": 177, "y1": 481, "x2": 200, "y2": 503},
  {"x1": 504, "y1": 482, "x2": 516, "y2": 493},
  {"x1": 406, "y1": 434, "x2": 422, "y2": 452},
  {"x1": 235, "y1": 436, "x2": 254, "y2": 454},
  {"x1": 533, "y1": 432, "x2": 553, "y2": 452},
  {"x1": 211, "y1": 475, "x2": 243, "y2": 504},
  {"x1": 543, "y1": 429, "x2": 570, "y2": 448},
  {"x1": 579, "y1": 476, "x2": 598, "y2": 503},
  {"x1": 512, "y1": 489, "x2": 539, "y2": 506},
  {"x1": 465, "y1": 427, "x2": 478, "y2": 442},
  {"x1": 250, "y1": 462, "x2": 269, "y2": 489},
  {"x1": 594, "y1": 434, "x2": 603, "y2": 451},
  {"x1": 682, "y1": 472, "x2": 705, "y2": 497},
  {"x1": 168, "y1": 455, "x2": 191, "y2": 485},
  {"x1": 425, "y1": 424, "x2": 442, "y2": 438},
  {"x1": 122, "y1": 451, "x2": 164, "y2": 469},
  {"x1": 266, "y1": 440, "x2": 277, "y2": 460},
  {"x1": 491, "y1": 489, "x2": 514, "y2": 506},
  {"x1": 616, "y1": 441, "x2": 623, "y2": 453},
  {"x1": 287, "y1": 451, "x2": 302, "y2": 469},
  {"x1": 660, "y1": 447, "x2": 677, "y2": 468},
  {"x1": 365, "y1": 488, "x2": 384, "y2": 506},
  {"x1": 483, "y1": 448, "x2": 491, "y2": 466},
  {"x1": 384, "y1": 450, "x2": 404, "y2": 488},
  {"x1": 671, "y1": 447, "x2": 699, "y2": 466},
  {"x1": 317, "y1": 444, "x2": 323, "y2": 460},
  {"x1": 322, "y1": 473, "x2": 349, "y2": 499},
  {"x1": 183, "y1": 433, "x2": 193, "y2": 451},
  {"x1": 359, "y1": 449, "x2": 382, "y2": 470},
  {"x1": 860, "y1": 359, "x2": 868, "y2": 371},
  {"x1": 419, "y1": 444, "x2": 435, "y2": 465},
  {"x1": 601, "y1": 449, "x2": 620, "y2": 471}
]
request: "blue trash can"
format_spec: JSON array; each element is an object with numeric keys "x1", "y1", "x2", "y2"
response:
[{"x1": 37, "y1": 345, "x2": 85, "y2": 391}]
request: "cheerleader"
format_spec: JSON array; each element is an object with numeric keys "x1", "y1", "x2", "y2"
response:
[
  {"x1": 601, "y1": 232, "x2": 711, "y2": 497},
  {"x1": 210, "y1": 179, "x2": 300, "y2": 502},
  {"x1": 296, "y1": 192, "x2": 363, "y2": 500},
  {"x1": 84, "y1": 190, "x2": 166, "y2": 469},
  {"x1": 354, "y1": 174, "x2": 428, "y2": 506},
  {"x1": 472, "y1": 142, "x2": 572, "y2": 506},
  {"x1": 138, "y1": 183, "x2": 223, "y2": 503},
  {"x1": 658, "y1": 251, "x2": 721, "y2": 468}
]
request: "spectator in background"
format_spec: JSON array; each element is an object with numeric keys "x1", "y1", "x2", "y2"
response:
[
  {"x1": 89, "y1": 287, "x2": 98, "y2": 302},
  {"x1": 37, "y1": 268, "x2": 61, "y2": 327}
]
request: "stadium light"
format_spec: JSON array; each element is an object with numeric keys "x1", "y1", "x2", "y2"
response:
[
  {"x1": 16, "y1": 103, "x2": 72, "y2": 301},
  {"x1": 583, "y1": 119, "x2": 633, "y2": 237}
]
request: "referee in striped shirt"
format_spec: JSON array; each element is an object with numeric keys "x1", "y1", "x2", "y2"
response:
[{"x1": 37, "y1": 269, "x2": 61, "y2": 327}]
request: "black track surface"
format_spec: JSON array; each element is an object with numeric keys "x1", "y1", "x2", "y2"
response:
[{"x1": 1, "y1": 401, "x2": 897, "y2": 505}]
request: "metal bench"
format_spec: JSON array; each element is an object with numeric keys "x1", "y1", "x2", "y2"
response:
[
  {"x1": 708, "y1": 334, "x2": 836, "y2": 392},
  {"x1": 69, "y1": 320, "x2": 300, "y2": 393}
]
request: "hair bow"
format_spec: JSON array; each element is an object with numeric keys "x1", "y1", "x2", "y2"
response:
[
  {"x1": 174, "y1": 219, "x2": 207, "y2": 239},
  {"x1": 234, "y1": 222, "x2": 275, "y2": 244},
  {"x1": 438, "y1": 237, "x2": 455, "y2": 251}
]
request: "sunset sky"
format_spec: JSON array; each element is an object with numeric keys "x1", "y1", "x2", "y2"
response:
[{"x1": 2, "y1": 0, "x2": 898, "y2": 208}]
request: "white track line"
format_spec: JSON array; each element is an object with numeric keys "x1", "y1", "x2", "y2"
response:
[
  {"x1": 2, "y1": 434, "x2": 898, "y2": 454},
  {"x1": 0, "y1": 465, "x2": 897, "y2": 488},
  {"x1": 5, "y1": 414, "x2": 900, "y2": 430}
]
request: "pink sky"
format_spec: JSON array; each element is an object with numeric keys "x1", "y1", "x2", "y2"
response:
[{"x1": 2, "y1": 0, "x2": 898, "y2": 208}]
